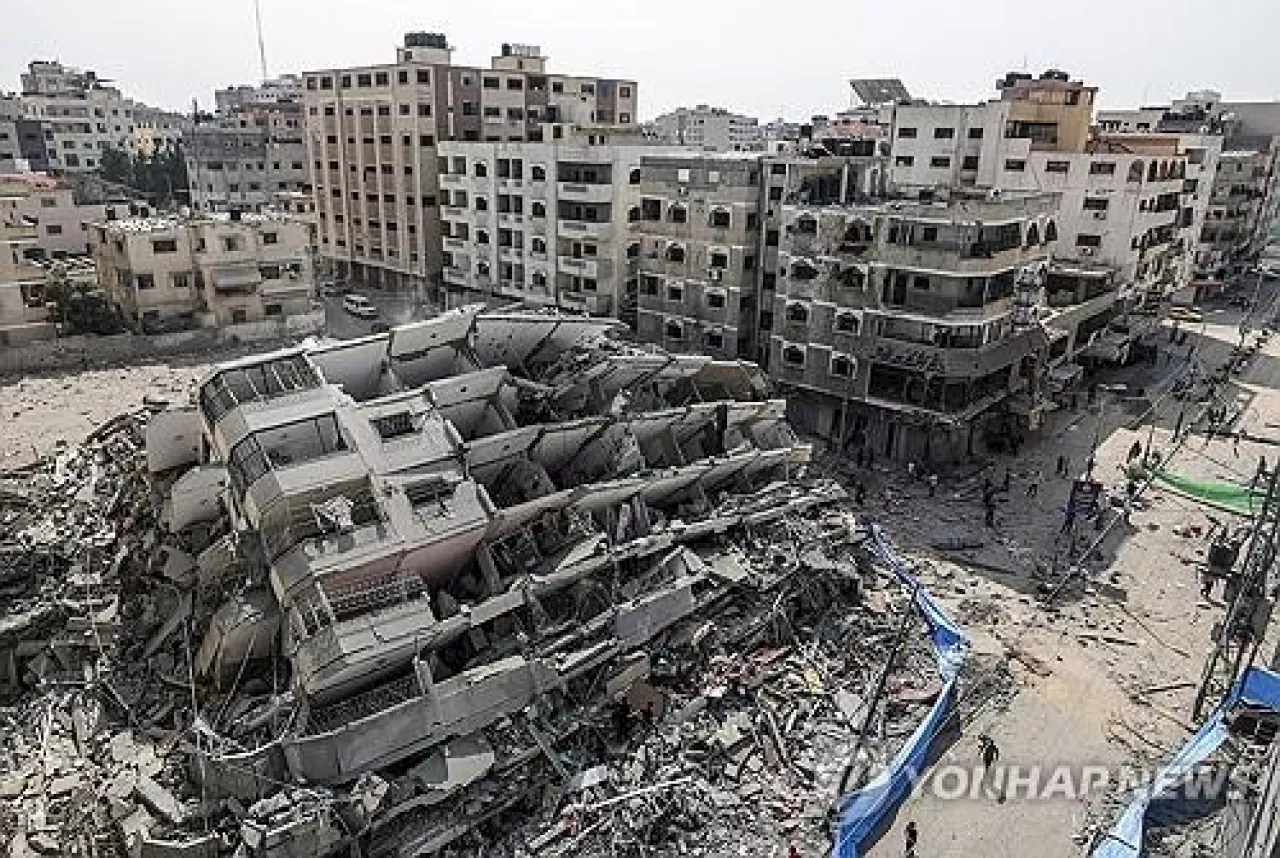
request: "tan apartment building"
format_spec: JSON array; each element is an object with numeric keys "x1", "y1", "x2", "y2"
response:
[
  {"x1": 0, "y1": 210, "x2": 51, "y2": 344},
  {"x1": 772, "y1": 190, "x2": 1061, "y2": 460},
  {"x1": 436, "y1": 126, "x2": 657, "y2": 317},
  {"x1": 185, "y1": 101, "x2": 311, "y2": 213},
  {"x1": 302, "y1": 33, "x2": 638, "y2": 297},
  {"x1": 634, "y1": 153, "x2": 765, "y2": 359},
  {"x1": 0, "y1": 172, "x2": 110, "y2": 258},
  {"x1": 91, "y1": 211, "x2": 313, "y2": 332}
]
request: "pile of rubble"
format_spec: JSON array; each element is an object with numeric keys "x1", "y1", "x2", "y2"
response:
[{"x1": 0, "y1": 311, "x2": 966, "y2": 857}]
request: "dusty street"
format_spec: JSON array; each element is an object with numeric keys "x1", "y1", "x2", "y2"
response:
[{"x1": 861, "y1": 286, "x2": 1280, "y2": 858}]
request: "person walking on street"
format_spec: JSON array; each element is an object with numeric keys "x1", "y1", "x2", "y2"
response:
[
  {"x1": 978, "y1": 734, "x2": 1002, "y2": 800},
  {"x1": 1002, "y1": 468, "x2": 1011, "y2": 493},
  {"x1": 926, "y1": 472, "x2": 938, "y2": 497},
  {"x1": 1056, "y1": 455, "x2": 1068, "y2": 477},
  {"x1": 904, "y1": 821, "x2": 919, "y2": 857},
  {"x1": 1026, "y1": 471, "x2": 1041, "y2": 498}
]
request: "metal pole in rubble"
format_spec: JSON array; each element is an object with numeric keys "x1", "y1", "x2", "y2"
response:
[{"x1": 835, "y1": 554, "x2": 925, "y2": 801}]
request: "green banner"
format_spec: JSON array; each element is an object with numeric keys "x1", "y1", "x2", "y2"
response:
[{"x1": 1152, "y1": 469, "x2": 1269, "y2": 516}]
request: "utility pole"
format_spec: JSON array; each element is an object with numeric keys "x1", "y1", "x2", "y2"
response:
[
  {"x1": 1192, "y1": 462, "x2": 1280, "y2": 719},
  {"x1": 254, "y1": 0, "x2": 269, "y2": 83}
]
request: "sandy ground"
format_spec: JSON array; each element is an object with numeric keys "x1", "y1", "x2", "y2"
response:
[
  {"x1": 864, "y1": 290, "x2": 1280, "y2": 858},
  {"x1": 1, "y1": 362, "x2": 213, "y2": 469}
]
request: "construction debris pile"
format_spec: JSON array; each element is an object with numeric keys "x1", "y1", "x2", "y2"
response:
[{"x1": 0, "y1": 309, "x2": 956, "y2": 857}]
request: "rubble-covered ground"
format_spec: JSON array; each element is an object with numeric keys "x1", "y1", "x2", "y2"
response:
[
  {"x1": 1, "y1": 365, "x2": 210, "y2": 469},
  {"x1": 0, "y1": 401, "x2": 953, "y2": 857}
]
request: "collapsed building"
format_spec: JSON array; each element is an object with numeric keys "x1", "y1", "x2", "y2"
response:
[{"x1": 0, "y1": 306, "x2": 946, "y2": 857}]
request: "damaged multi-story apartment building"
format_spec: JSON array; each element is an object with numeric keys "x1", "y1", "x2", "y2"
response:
[
  {"x1": 145, "y1": 306, "x2": 843, "y2": 851},
  {"x1": 631, "y1": 135, "x2": 1066, "y2": 460}
]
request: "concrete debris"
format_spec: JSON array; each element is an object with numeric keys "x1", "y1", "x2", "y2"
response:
[{"x1": 0, "y1": 312, "x2": 959, "y2": 857}]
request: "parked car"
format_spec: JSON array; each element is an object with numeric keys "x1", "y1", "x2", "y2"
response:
[
  {"x1": 342, "y1": 293, "x2": 379, "y2": 319},
  {"x1": 319, "y1": 280, "x2": 345, "y2": 298},
  {"x1": 1168, "y1": 305, "x2": 1204, "y2": 323}
]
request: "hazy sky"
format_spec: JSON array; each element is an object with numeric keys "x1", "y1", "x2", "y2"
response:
[{"x1": 2, "y1": 0, "x2": 1277, "y2": 120}]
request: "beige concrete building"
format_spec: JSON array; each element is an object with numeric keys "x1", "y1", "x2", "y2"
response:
[
  {"x1": 302, "y1": 34, "x2": 638, "y2": 296},
  {"x1": 0, "y1": 211, "x2": 51, "y2": 344},
  {"x1": 771, "y1": 189, "x2": 1061, "y2": 459},
  {"x1": 91, "y1": 211, "x2": 313, "y2": 332},
  {"x1": 185, "y1": 101, "x2": 310, "y2": 213},
  {"x1": 436, "y1": 127, "x2": 656, "y2": 316},
  {"x1": 15, "y1": 61, "x2": 188, "y2": 172},
  {"x1": 634, "y1": 153, "x2": 765, "y2": 359},
  {"x1": 0, "y1": 172, "x2": 109, "y2": 258}
]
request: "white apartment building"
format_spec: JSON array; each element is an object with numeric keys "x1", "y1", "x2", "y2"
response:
[
  {"x1": 0, "y1": 172, "x2": 109, "y2": 258},
  {"x1": 645, "y1": 105, "x2": 763, "y2": 151},
  {"x1": 15, "y1": 61, "x2": 188, "y2": 172},
  {"x1": 185, "y1": 101, "x2": 310, "y2": 213},
  {"x1": 887, "y1": 71, "x2": 1202, "y2": 309},
  {"x1": 436, "y1": 129, "x2": 658, "y2": 316},
  {"x1": 91, "y1": 211, "x2": 313, "y2": 331},
  {"x1": 303, "y1": 34, "x2": 639, "y2": 296}
]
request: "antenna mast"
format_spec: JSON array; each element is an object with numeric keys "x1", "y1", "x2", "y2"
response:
[{"x1": 254, "y1": 0, "x2": 269, "y2": 82}]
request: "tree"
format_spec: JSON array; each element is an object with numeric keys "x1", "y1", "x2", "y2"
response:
[
  {"x1": 97, "y1": 144, "x2": 189, "y2": 208},
  {"x1": 100, "y1": 147, "x2": 132, "y2": 185},
  {"x1": 45, "y1": 271, "x2": 125, "y2": 336}
]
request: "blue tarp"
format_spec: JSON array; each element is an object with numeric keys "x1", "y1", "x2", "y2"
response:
[
  {"x1": 1092, "y1": 666, "x2": 1280, "y2": 858},
  {"x1": 830, "y1": 525, "x2": 970, "y2": 858}
]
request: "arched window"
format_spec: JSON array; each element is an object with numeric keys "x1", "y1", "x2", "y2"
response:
[
  {"x1": 1147, "y1": 160, "x2": 1158, "y2": 182},
  {"x1": 531, "y1": 201, "x2": 546, "y2": 218},
  {"x1": 835, "y1": 312, "x2": 860, "y2": 334},
  {"x1": 782, "y1": 344, "x2": 805, "y2": 366},
  {"x1": 1045, "y1": 220, "x2": 1058, "y2": 243},
  {"x1": 665, "y1": 243, "x2": 686, "y2": 263},
  {"x1": 709, "y1": 207, "x2": 731, "y2": 228},
  {"x1": 668, "y1": 204, "x2": 687, "y2": 224},
  {"x1": 837, "y1": 265, "x2": 865, "y2": 289},
  {"x1": 842, "y1": 219, "x2": 872, "y2": 247},
  {"x1": 627, "y1": 205, "x2": 640, "y2": 222},
  {"x1": 786, "y1": 302, "x2": 809, "y2": 324},
  {"x1": 1025, "y1": 223, "x2": 1040, "y2": 247},
  {"x1": 665, "y1": 320, "x2": 683, "y2": 340},
  {"x1": 791, "y1": 260, "x2": 819, "y2": 281},
  {"x1": 796, "y1": 214, "x2": 818, "y2": 235},
  {"x1": 1129, "y1": 161, "x2": 1145, "y2": 183}
]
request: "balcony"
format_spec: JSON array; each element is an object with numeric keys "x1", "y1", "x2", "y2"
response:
[
  {"x1": 558, "y1": 182, "x2": 613, "y2": 204},
  {"x1": 439, "y1": 174, "x2": 464, "y2": 185},
  {"x1": 498, "y1": 178, "x2": 523, "y2": 191},
  {"x1": 444, "y1": 238, "x2": 466, "y2": 250},
  {"x1": 442, "y1": 267, "x2": 469, "y2": 287},
  {"x1": 867, "y1": 326, "x2": 1045, "y2": 380},
  {"x1": 559, "y1": 219, "x2": 613, "y2": 241},
  {"x1": 442, "y1": 206, "x2": 465, "y2": 218},
  {"x1": 559, "y1": 291, "x2": 612, "y2": 316},
  {"x1": 558, "y1": 256, "x2": 598, "y2": 277},
  {"x1": 874, "y1": 242, "x2": 1045, "y2": 276}
]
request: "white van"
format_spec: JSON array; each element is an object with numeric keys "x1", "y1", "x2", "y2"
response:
[{"x1": 342, "y1": 294, "x2": 378, "y2": 319}]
